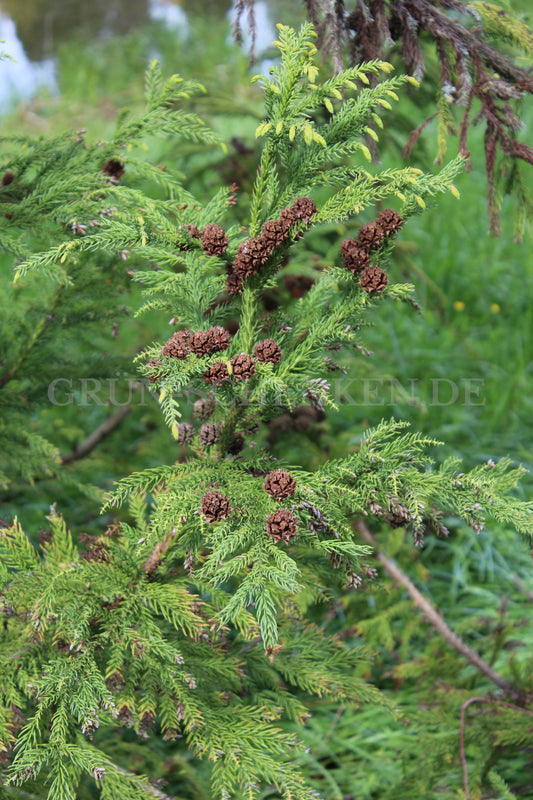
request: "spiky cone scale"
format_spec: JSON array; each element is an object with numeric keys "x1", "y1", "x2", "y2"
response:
[
  {"x1": 281, "y1": 197, "x2": 318, "y2": 226},
  {"x1": 377, "y1": 209, "x2": 404, "y2": 236},
  {"x1": 230, "y1": 353, "x2": 256, "y2": 381},
  {"x1": 200, "y1": 223, "x2": 229, "y2": 256},
  {"x1": 201, "y1": 491, "x2": 231, "y2": 523},
  {"x1": 161, "y1": 330, "x2": 192, "y2": 359},
  {"x1": 261, "y1": 218, "x2": 291, "y2": 247},
  {"x1": 357, "y1": 220, "x2": 385, "y2": 250},
  {"x1": 198, "y1": 423, "x2": 220, "y2": 447},
  {"x1": 226, "y1": 271, "x2": 243, "y2": 295},
  {"x1": 185, "y1": 223, "x2": 201, "y2": 238},
  {"x1": 204, "y1": 362, "x2": 230, "y2": 385},
  {"x1": 263, "y1": 469, "x2": 297, "y2": 500},
  {"x1": 193, "y1": 395, "x2": 216, "y2": 420},
  {"x1": 233, "y1": 236, "x2": 273, "y2": 278},
  {"x1": 253, "y1": 338, "x2": 282, "y2": 364},
  {"x1": 176, "y1": 423, "x2": 194, "y2": 445},
  {"x1": 265, "y1": 509, "x2": 298, "y2": 542},
  {"x1": 340, "y1": 239, "x2": 371, "y2": 273},
  {"x1": 207, "y1": 326, "x2": 231, "y2": 353},
  {"x1": 190, "y1": 330, "x2": 211, "y2": 356},
  {"x1": 359, "y1": 265, "x2": 388, "y2": 293},
  {"x1": 290, "y1": 196, "x2": 318, "y2": 224}
]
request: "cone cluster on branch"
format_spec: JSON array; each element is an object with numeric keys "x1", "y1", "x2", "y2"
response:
[
  {"x1": 340, "y1": 208, "x2": 403, "y2": 294},
  {"x1": 161, "y1": 326, "x2": 231, "y2": 362},
  {"x1": 226, "y1": 196, "x2": 317, "y2": 295}
]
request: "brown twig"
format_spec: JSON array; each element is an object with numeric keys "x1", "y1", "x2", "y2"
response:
[
  {"x1": 142, "y1": 529, "x2": 176, "y2": 577},
  {"x1": 61, "y1": 407, "x2": 131, "y2": 464},
  {"x1": 459, "y1": 696, "x2": 533, "y2": 798},
  {"x1": 356, "y1": 520, "x2": 521, "y2": 697}
]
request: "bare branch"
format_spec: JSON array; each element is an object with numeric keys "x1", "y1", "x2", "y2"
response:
[
  {"x1": 61, "y1": 407, "x2": 131, "y2": 464},
  {"x1": 357, "y1": 520, "x2": 521, "y2": 698}
]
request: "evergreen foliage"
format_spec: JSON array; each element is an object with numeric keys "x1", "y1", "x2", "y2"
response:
[
  {"x1": 236, "y1": 0, "x2": 533, "y2": 236},
  {"x1": 1, "y1": 23, "x2": 532, "y2": 800}
]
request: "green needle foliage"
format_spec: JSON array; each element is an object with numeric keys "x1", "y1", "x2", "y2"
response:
[{"x1": 1, "y1": 23, "x2": 532, "y2": 800}]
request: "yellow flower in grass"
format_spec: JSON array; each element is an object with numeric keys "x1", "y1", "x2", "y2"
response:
[
  {"x1": 490, "y1": 303, "x2": 500, "y2": 313},
  {"x1": 453, "y1": 301, "x2": 465, "y2": 311}
]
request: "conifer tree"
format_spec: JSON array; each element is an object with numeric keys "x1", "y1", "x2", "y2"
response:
[{"x1": 1, "y1": 24, "x2": 532, "y2": 800}]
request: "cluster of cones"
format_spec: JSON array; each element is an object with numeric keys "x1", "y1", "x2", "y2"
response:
[
  {"x1": 175, "y1": 395, "x2": 245, "y2": 455},
  {"x1": 225, "y1": 196, "x2": 317, "y2": 296},
  {"x1": 341, "y1": 208, "x2": 403, "y2": 293},
  {"x1": 200, "y1": 468, "x2": 298, "y2": 542},
  {"x1": 148, "y1": 330, "x2": 282, "y2": 389}
]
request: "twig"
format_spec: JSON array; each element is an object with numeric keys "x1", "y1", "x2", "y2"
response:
[
  {"x1": 356, "y1": 520, "x2": 521, "y2": 698},
  {"x1": 513, "y1": 573, "x2": 533, "y2": 603},
  {"x1": 142, "y1": 529, "x2": 176, "y2": 577},
  {"x1": 61, "y1": 407, "x2": 131, "y2": 464},
  {"x1": 459, "y1": 696, "x2": 533, "y2": 799},
  {"x1": 0, "y1": 285, "x2": 63, "y2": 389},
  {"x1": 112, "y1": 764, "x2": 179, "y2": 800}
]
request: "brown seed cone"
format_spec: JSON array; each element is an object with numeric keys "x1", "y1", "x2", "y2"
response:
[
  {"x1": 357, "y1": 220, "x2": 385, "y2": 250},
  {"x1": 265, "y1": 509, "x2": 298, "y2": 542},
  {"x1": 146, "y1": 359, "x2": 169, "y2": 383},
  {"x1": 199, "y1": 423, "x2": 220, "y2": 447},
  {"x1": 193, "y1": 395, "x2": 216, "y2": 420},
  {"x1": 384, "y1": 505, "x2": 411, "y2": 528},
  {"x1": 359, "y1": 265, "x2": 389, "y2": 293},
  {"x1": 200, "y1": 223, "x2": 229, "y2": 256},
  {"x1": 290, "y1": 196, "x2": 318, "y2": 223},
  {"x1": 201, "y1": 491, "x2": 231, "y2": 523},
  {"x1": 284, "y1": 274, "x2": 315, "y2": 299},
  {"x1": 261, "y1": 218, "x2": 291, "y2": 246},
  {"x1": 204, "y1": 362, "x2": 230, "y2": 385},
  {"x1": 253, "y1": 338, "x2": 282, "y2": 364},
  {"x1": 279, "y1": 206, "x2": 295, "y2": 226},
  {"x1": 208, "y1": 326, "x2": 231, "y2": 353},
  {"x1": 377, "y1": 209, "x2": 404, "y2": 236},
  {"x1": 226, "y1": 271, "x2": 244, "y2": 295},
  {"x1": 340, "y1": 239, "x2": 371, "y2": 273},
  {"x1": 176, "y1": 423, "x2": 194, "y2": 445},
  {"x1": 102, "y1": 159, "x2": 125, "y2": 180},
  {"x1": 190, "y1": 330, "x2": 211, "y2": 356},
  {"x1": 233, "y1": 236, "x2": 273, "y2": 277},
  {"x1": 263, "y1": 469, "x2": 297, "y2": 500},
  {"x1": 228, "y1": 432, "x2": 245, "y2": 455},
  {"x1": 161, "y1": 329, "x2": 191, "y2": 359},
  {"x1": 185, "y1": 223, "x2": 201, "y2": 238},
  {"x1": 1, "y1": 171, "x2": 15, "y2": 187},
  {"x1": 230, "y1": 353, "x2": 256, "y2": 381}
]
